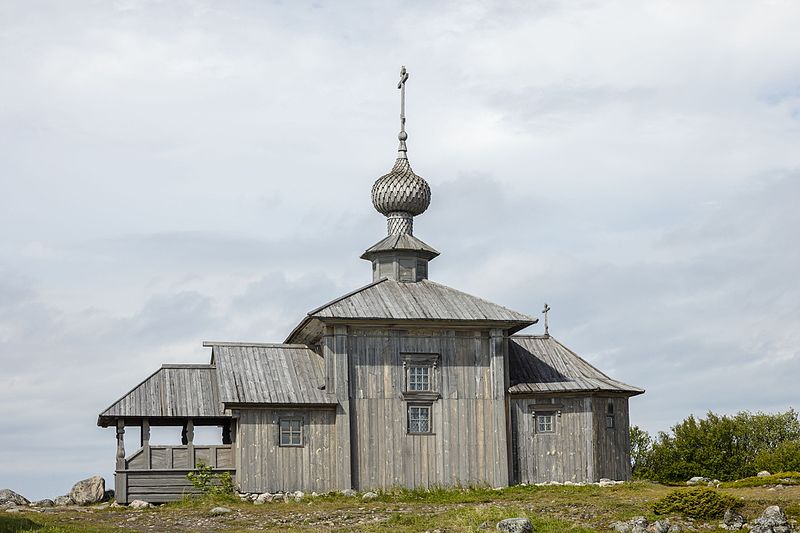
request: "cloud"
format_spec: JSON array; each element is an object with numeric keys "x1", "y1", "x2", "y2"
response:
[{"x1": 1, "y1": 0, "x2": 799, "y2": 498}]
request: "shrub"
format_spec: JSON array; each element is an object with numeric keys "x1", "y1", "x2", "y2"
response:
[
  {"x1": 636, "y1": 409, "x2": 800, "y2": 483},
  {"x1": 754, "y1": 440, "x2": 800, "y2": 473},
  {"x1": 652, "y1": 488, "x2": 740, "y2": 519},
  {"x1": 187, "y1": 461, "x2": 236, "y2": 497}
]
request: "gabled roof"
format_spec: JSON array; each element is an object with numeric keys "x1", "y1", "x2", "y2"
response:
[
  {"x1": 360, "y1": 234, "x2": 439, "y2": 260},
  {"x1": 97, "y1": 365, "x2": 226, "y2": 426},
  {"x1": 318, "y1": 278, "x2": 534, "y2": 322},
  {"x1": 508, "y1": 335, "x2": 644, "y2": 396},
  {"x1": 208, "y1": 342, "x2": 337, "y2": 406}
]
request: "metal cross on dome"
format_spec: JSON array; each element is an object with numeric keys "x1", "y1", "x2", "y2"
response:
[
  {"x1": 398, "y1": 66, "x2": 409, "y2": 135},
  {"x1": 542, "y1": 303, "x2": 551, "y2": 336}
]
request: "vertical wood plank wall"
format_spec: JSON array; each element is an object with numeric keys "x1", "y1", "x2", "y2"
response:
[
  {"x1": 235, "y1": 408, "x2": 337, "y2": 493},
  {"x1": 346, "y1": 327, "x2": 508, "y2": 490},
  {"x1": 511, "y1": 396, "x2": 632, "y2": 484},
  {"x1": 593, "y1": 397, "x2": 631, "y2": 481}
]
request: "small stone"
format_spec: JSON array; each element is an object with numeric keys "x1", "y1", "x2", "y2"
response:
[
  {"x1": 0, "y1": 489, "x2": 30, "y2": 507},
  {"x1": 362, "y1": 491, "x2": 378, "y2": 501},
  {"x1": 294, "y1": 490, "x2": 304, "y2": 501},
  {"x1": 254, "y1": 493, "x2": 272, "y2": 505},
  {"x1": 340, "y1": 488, "x2": 357, "y2": 497},
  {"x1": 750, "y1": 505, "x2": 790, "y2": 533},
  {"x1": 110, "y1": 502, "x2": 123, "y2": 508},
  {"x1": 209, "y1": 506, "x2": 232, "y2": 515},
  {"x1": 686, "y1": 476, "x2": 711, "y2": 486},
  {"x1": 756, "y1": 471, "x2": 771, "y2": 477},
  {"x1": 53, "y1": 495, "x2": 74, "y2": 506},
  {"x1": 311, "y1": 491, "x2": 319, "y2": 497},
  {"x1": 649, "y1": 520, "x2": 670, "y2": 533},
  {"x1": 68, "y1": 475, "x2": 106, "y2": 506},
  {"x1": 496, "y1": 517, "x2": 533, "y2": 533},
  {"x1": 721, "y1": 508, "x2": 746, "y2": 530},
  {"x1": 129, "y1": 499, "x2": 151, "y2": 509}
]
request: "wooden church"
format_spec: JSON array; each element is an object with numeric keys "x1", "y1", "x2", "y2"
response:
[{"x1": 98, "y1": 68, "x2": 644, "y2": 504}]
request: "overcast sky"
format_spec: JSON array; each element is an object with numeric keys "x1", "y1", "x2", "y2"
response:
[{"x1": 1, "y1": 0, "x2": 799, "y2": 500}]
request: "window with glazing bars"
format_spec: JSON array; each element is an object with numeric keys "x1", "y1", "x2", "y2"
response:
[
  {"x1": 408, "y1": 366, "x2": 430, "y2": 391},
  {"x1": 537, "y1": 413, "x2": 554, "y2": 433},
  {"x1": 408, "y1": 405, "x2": 431, "y2": 433},
  {"x1": 279, "y1": 419, "x2": 303, "y2": 446}
]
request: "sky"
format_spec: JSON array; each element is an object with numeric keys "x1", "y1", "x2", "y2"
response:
[{"x1": 1, "y1": 0, "x2": 799, "y2": 500}]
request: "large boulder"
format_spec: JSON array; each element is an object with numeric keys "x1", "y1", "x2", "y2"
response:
[
  {"x1": 53, "y1": 495, "x2": 74, "y2": 506},
  {"x1": 750, "y1": 505, "x2": 792, "y2": 533},
  {"x1": 496, "y1": 517, "x2": 533, "y2": 533},
  {"x1": 0, "y1": 489, "x2": 29, "y2": 507},
  {"x1": 68, "y1": 476, "x2": 106, "y2": 505}
]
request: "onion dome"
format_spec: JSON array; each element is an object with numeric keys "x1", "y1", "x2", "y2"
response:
[{"x1": 371, "y1": 155, "x2": 431, "y2": 218}]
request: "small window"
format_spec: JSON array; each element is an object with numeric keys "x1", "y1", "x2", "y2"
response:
[
  {"x1": 398, "y1": 258, "x2": 415, "y2": 282},
  {"x1": 408, "y1": 366, "x2": 430, "y2": 391},
  {"x1": 537, "y1": 414, "x2": 555, "y2": 433},
  {"x1": 408, "y1": 405, "x2": 431, "y2": 434},
  {"x1": 606, "y1": 403, "x2": 615, "y2": 429},
  {"x1": 279, "y1": 419, "x2": 303, "y2": 447},
  {"x1": 416, "y1": 260, "x2": 428, "y2": 281}
]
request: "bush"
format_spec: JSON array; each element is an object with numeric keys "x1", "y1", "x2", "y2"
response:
[
  {"x1": 635, "y1": 409, "x2": 800, "y2": 483},
  {"x1": 754, "y1": 440, "x2": 800, "y2": 473},
  {"x1": 652, "y1": 488, "x2": 740, "y2": 519},
  {"x1": 186, "y1": 461, "x2": 236, "y2": 497}
]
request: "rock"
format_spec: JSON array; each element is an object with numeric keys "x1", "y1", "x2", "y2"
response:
[
  {"x1": 599, "y1": 479, "x2": 616, "y2": 487},
  {"x1": 53, "y1": 495, "x2": 74, "y2": 506},
  {"x1": 757, "y1": 471, "x2": 772, "y2": 477},
  {"x1": 129, "y1": 499, "x2": 151, "y2": 509},
  {"x1": 68, "y1": 475, "x2": 106, "y2": 505},
  {"x1": 649, "y1": 520, "x2": 670, "y2": 533},
  {"x1": 103, "y1": 489, "x2": 115, "y2": 501},
  {"x1": 110, "y1": 501, "x2": 123, "y2": 508},
  {"x1": 209, "y1": 506, "x2": 231, "y2": 516},
  {"x1": 721, "y1": 508, "x2": 746, "y2": 530},
  {"x1": 686, "y1": 476, "x2": 711, "y2": 486},
  {"x1": 340, "y1": 488, "x2": 357, "y2": 497},
  {"x1": 708, "y1": 479, "x2": 721, "y2": 487},
  {"x1": 32, "y1": 499, "x2": 54, "y2": 507},
  {"x1": 254, "y1": 493, "x2": 273, "y2": 504},
  {"x1": 0, "y1": 489, "x2": 30, "y2": 507},
  {"x1": 610, "y1": 517, "x2": 650, "y2": 533},
  {"x1": 750, "y1": 505, "x2": 791, "y2": 533},
  {"x1": 362, "y1": 491, "x2": 378, "y2": 501},
  {"x1": 293, "y1": 490, "x2": 304, "y2": 501},
  {"x1": 496, "y1": 517, "x2": 533, "y2": 533},
  {"x1": 610, "y1": 521, "x2": 632, "y2": 532}
]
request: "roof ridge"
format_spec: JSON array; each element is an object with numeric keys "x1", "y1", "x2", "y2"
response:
[
  {"x1": 203, "y1": 341, "x2": 309, "y2": 348},
  {"x1": 306, "y1": 278, "x2": 388, "y2": 316}
]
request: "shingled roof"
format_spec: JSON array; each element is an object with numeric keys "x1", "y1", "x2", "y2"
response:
[
  {"x1": 508, "y1": 335, "x2": 644, "y2": 395},
  {"x1": 286, "y1": 278, "x2": 536, "y2": 343},
  {"x1": 208, "y1": 342, "x2": 337, "y2": 406},
  {"x1": 97, "y1": 365, "x2": 227, "y2": 426}
]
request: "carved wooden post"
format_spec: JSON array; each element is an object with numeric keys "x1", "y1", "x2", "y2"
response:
[
  {"x1": 141, "y1": 418, "x2": 151, "y2": 469},
  {"x1": 186, "y1": 419, "x2": 195, "y2": 468},
  {"x1": 116, "y1": 420, "x2": 126, "y2": 469},
  {"x1": 115, "y1": 420, "x2": 128, "y2": 504}
]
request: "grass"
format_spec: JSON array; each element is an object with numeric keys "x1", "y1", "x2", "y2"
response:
[
  {"x1": 720, "y1": 471, "x2": 800, "y2": 488},
  {"x1": 2, "y1": 482, "x2": 799, "y2": 532}
]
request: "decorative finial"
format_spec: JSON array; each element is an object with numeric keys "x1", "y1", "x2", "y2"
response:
[
  {"x1": 542, "y1": 303, "x2": 551, "y2": 336},
  {"x1": 397, "y1": 65, "x2": 409, "y2": 158}
]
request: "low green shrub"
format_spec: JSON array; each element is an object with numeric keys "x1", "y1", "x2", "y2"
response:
[
  {"x1": 186, "y1": 461, "x2": 236, "y2": 497},
  {"x1": 720, "y1": 471, "x2": 800, "y2": 488},
  {"x1": 652, "y1": 487, "x2": 740, "y2": 519}
]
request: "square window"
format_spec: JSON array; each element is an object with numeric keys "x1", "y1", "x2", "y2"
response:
[
  {"x1": 279, "y1": 418, "x2": 303, "y2": 447},
  {"x1": 408, "y1": 366, "x2": 430, "y2": 391},
  {"x1": 408, "y1": 405, "x2": 431, "y2": 434},
  {"x1": 537, "y1": 414, "x2": 554, "y2": 433},
  {"x1": 606, "y1": 414, "x2": 615, "y2": 428}
]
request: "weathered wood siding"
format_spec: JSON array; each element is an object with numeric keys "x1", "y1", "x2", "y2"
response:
[
  {"x1": 592, "y1": 396, "x2": 631, "y2": 481},
  {"x1": 510, "y1": 396, "x2": 594, "y2": 484},
  {"x1": 344, "y1": 327, "x2": 509, "y2": 489},
  {"x1": 124, "y1": 470, "x2": 234, "y2": 503},
  {"x1": 235, "y1": 408, "x2": 337, "y2": 493}
]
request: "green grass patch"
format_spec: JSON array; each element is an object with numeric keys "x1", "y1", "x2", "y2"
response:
[{"x1": 720, "y1": 472, "x2": 800, "y2": 488}]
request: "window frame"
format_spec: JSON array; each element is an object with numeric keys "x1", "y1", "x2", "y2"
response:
[
  {"x1": 536, "y1": 413, "x2": 555, "y2": 434},
  {"x1": 401, "y1": 353, "x2": 440, "y2": 400},
  {"x1": 407, "y1": 365, "x2": 431, "y2": 392},
  {"x1": 407, "y1": 403, "x2": 433, "y2": 435},
  {"x1": 605, "y1": 402, "x2": 616, "y2": 429},
  {"x1": 278, "y1": 417, "x2": 304, "y2": 448}
]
